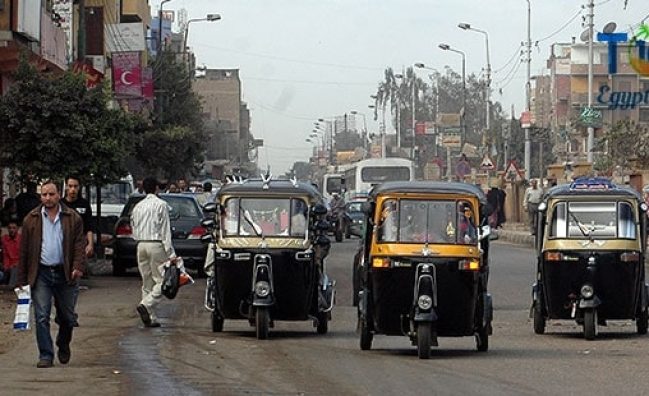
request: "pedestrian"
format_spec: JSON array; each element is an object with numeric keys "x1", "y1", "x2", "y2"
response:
[
  {"x1": 202, "y1": 181, "x2": 216, "y2": 202},
  {"x1": 1, "y1": 220, "x2": 21, "y2": 287},
  {"x1": 166, "y1": 182, "x2": 178, "y2": 193},
  {"x1": 455, "y1": 154, "x2": 471, "y2": 182},
  {"x1": 496, "y1": 186, "x2": 507, "y2": 228},
  {"x1": 15, "y1": 181, "x2": 41, "y2": 225},
  {"x1": 523, "y1": 179, "x2": 544, "y2": 235},
  {"x1": 17, "y1": 180, "x2": 86, "y2": 368},
  {"x1": 131, "y1": 177, "x2": 177, "y2": 328},
  {"x1": 486, "y1": 187, "x2": 499, "y2": 228},
  {"x1": 177, "y1": 178, "x2": 188, "y2": 192},
  {"x1": 1, "y1": 197, "x2": 19, "y2": 227},
  {"x1": 62, "y1": 176, "x2": 94, "y2": 258}
]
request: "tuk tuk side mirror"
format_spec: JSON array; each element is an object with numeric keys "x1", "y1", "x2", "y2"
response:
[
  {"x1": 479, "y1": 225, "x2": 492, "y2": 241},
  {"x1": 312, "y1": 203, "x2": 328, "y2": 216},
  {"x1": 201, "y1": 218, "x2": 216, "y2": 229},
  {"x1": 203, "y1": 202, "x2": 217, "y2": 213}
]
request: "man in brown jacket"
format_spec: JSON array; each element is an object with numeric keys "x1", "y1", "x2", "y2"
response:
[{"x1": 17, "y1": 180, "x2": 86, "y2": 368}]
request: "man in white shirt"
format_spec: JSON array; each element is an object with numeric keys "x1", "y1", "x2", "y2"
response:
[
  {"x1": 523, "y1": 179, "x2": 544, "y2": 235},
  {"x1": 131, "y1": 177, "x2": 177, "y2": 327}
]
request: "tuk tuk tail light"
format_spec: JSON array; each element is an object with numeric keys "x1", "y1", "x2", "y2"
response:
[
  {"x1": 458, "y1": 259, "x2": 480, "y2": 271},
  {"x1": 544, "y1": 252, "x2": 562, "y2": 261},
  {"x1": 372, "y1": 257, "x2": 391, "y2": 268},
  {"x1": 620, "y1": 252, "x2": 640, "y2": 262}
]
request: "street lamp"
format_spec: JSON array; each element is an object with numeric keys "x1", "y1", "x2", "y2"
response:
[
  {"x1": 439, "y1": 43, "x2": 466, "y2": 148},
  {"x1": 458, "y1": 22, "x2": 491, "y2": 142},
  {"x1": 415, "y1": 63, "x2": 440, "y2": 157},
  {"x1": 158, "y1": 0, "x2": 174, "y2": 56},
  {"x1": 350, "y1": 110, "x2": 368, "y2": 156},
  {"x1": 184, "y1": 14, "x2": 222, "y2": 62}
]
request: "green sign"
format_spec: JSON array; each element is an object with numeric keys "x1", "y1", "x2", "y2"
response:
[{"x1": 579, "y1": 107, "x2": 602, "y2": 128}]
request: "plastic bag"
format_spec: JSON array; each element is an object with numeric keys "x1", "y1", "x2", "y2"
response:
[
  {"x1": 159, "y1": 258, "x2": 194, "y2": 300},
  {"x1": 14, "y1": 286, "x2": 31, "y2": 331}
]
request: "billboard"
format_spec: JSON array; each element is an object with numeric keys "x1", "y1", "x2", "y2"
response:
[
  {"x1": 437, "y1": 113, "x2": 461, "y2": 128},
  {"x1": 112, "y1": 52, "x2": 142, "y2": 97},
  {"x1": 105, "y1": 23, "x2": 146, "y2": 53}
]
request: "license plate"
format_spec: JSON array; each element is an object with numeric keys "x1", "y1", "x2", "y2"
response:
[{"x1": 104, "y1": 247, "x2": 114, "y2": 256}]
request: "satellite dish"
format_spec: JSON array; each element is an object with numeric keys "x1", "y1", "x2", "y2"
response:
[
  {"x1": 580, "y1": 29, "x2": 591, "y2": 42},
  {"x1": 602, "y1": 22, "x2": 617, "y2": 34}
]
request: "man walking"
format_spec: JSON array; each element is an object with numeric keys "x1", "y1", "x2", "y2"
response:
[
  {"x1": 523, "y1": 179, "x2": 544, "y2": 235},
  {"x1": 131, "y1": 177, "x2": 176, "y2": 328},
  {"x1": 62, "y1": 176, "x2": 94, "y2": 258},
  {"x1": 1, "y1": 220, "x2": 21, "y2": 287},
  {"x1": 17, "y1": 180, "x2": 86, "y2": 368}
]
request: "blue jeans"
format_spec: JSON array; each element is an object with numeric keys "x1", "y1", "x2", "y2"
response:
[{"x1": 32, "y1": 266, "x2": 78, "y2": 361}]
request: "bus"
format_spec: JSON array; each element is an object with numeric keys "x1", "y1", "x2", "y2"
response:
[{"x1": 342, "y1": 158, "x2": 415, "y2": 201}]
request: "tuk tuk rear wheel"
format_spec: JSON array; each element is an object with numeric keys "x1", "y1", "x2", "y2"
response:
[
  {"x1": 636, "y1": 308, "x2": 648, "y2": 335},
  {"x1": 211, "y1": 312, "x2": 224, "y2": 333},
  {"x1": 533, "y1": 303, "x2": 546, "y2": 335},
  {"x1": 417, "y1": 323, "x2": 432, "y2": 359},
  {"x1": 583, "y1": 309, "x2": 597, "y2": 340},
  {"x1": 360, "y1": 320, "x2": 373, "y2": 350},
  {"x1": 256, "y1": 307, "x2": 270, "y2": 340}
]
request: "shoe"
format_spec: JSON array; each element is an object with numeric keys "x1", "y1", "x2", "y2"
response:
[
  {"x1": 58, "y1": 345, "x2": 71, "y2": 364},
  {"x1": 37, "y1": 359, "x2": 53, "y2": 368},
  {"x1": 146, "y1": 321, "x2": 161, "y2": 328},
  {"x1": 136, "y1": 304, "x2": 152, "y2": 327}
]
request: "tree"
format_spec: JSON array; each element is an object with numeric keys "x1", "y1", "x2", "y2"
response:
[
  {"x1": 0, "y1": 57, "x2": 144, "y2": 185},
  {"x1": 595, "y1": 120, "x2": 649, "y2": 171},
  {"x1": 137, "y1": 50, "x2": 206, "y2": 180}
]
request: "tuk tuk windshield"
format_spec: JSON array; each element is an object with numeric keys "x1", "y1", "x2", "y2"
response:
[
  {"x1": 377, "y1": 199, "x2": 477, "y2": 245},
  {"x1": 549, "y1": 201, "x2": 636, "y2": 239},
  {"x1": 222, "y1": 197, "x2": 308, "y2": 237}
]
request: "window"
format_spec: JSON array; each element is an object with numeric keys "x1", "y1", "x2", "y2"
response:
[
  {"x1": 222, "y1": 197, "x2": 306, "y2": 237},
  {"x1": 325, "y1": 177, "x2": 342, "y2": 195},
  {"x1": 377, "y1": 199, "x2": 476, "y2": 245},
  {"x1": 549, "y1": 200, "x2": 634, "y2": 239},
  {"x1": 361, "y1": 166, "x2": 410, "y2": 183}
]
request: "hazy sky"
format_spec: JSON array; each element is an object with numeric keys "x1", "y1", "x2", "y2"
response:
[{"x1": 152, "y1": 0, "x2": 647, "y2": 173}]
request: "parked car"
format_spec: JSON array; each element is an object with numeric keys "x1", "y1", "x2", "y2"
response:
[
  {"x1": 343, "y1": 200, "x2": 365, "y2": 238},
  {"x1": 110, "y1": 194, "x2": 208, "y2": 276}
]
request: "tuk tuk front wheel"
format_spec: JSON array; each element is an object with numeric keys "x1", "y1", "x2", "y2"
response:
[
  {"x1": 583, "y1": 308, "x2": 597, "y2": 340},
  {"x1": 533, "y1": 303, "x2": 546, "y2": 335},
  {"x1": 475, "y1": 326, "x2": 489, "y2": 352},
  {"x1": 211, "y1": 312, "x2": 224, "y2": 332},
  {"x1": 417, "y1": 323, "x2": 432, "y2": 359},
  {"x1": 636, "y1": 308, "x2": 648, "y2": 335},
  {"x1": 360, "y1": 320, "x2": 373, "y2": 350},
  {"x1": 256, "y1": 307, "x2": 270, "y2": 340}
]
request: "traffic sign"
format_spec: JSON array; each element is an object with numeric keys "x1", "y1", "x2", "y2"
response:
[
  {"x1": 504, "y1": 160, "x2": 524, "y2": 182},
  {"x1": 480, "y1": 154, "x2": 495, "y2": 170}
]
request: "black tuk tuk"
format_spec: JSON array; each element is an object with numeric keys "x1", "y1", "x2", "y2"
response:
[
  {"x1": 202, "y1": 177, "x2": 335, "y2": 339},
  {"x1": 356, "y1": 181, "x2": 493, "y2": 358},
  {"x1": 532, "y1": 177, "x2": 649, "y2": 339}
]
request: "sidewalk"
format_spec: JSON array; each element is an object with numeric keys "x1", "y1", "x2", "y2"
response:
[{"x1": 493, "y1": 222, "x2": 535, "y2": 248}]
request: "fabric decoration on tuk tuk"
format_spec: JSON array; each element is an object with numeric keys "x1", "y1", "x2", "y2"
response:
[{"x1": 13, "y1": 286, "x2": 31, "y2": 331}]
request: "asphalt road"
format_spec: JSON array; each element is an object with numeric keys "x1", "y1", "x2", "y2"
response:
[{"x1": 3, "y1": 239, "x2": 649, "y2": 395}]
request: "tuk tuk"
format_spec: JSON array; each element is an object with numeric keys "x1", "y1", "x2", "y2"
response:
[
  {"x1": 356, "y1": 181, "x2": 493, "y2": 359},
  {"x1": 202, "y1": 177, "x2": 335, "y2": 339},
  {"x1": 532, "y1": 177, "x2": 649, "y2": 340}
]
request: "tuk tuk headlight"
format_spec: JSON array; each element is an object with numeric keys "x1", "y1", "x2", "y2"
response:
[
  {"x1": 580, "y1": 284, "x2": 594, "y2": 299},
  {"x1": 255, "y1": 281, "x2": 271, "y2": 297},
  {"x1": 417, "y1": 294, "x2": 433, "y2": 310}
]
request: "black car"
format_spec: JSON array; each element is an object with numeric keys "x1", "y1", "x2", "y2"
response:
[
  {"x1": 110, "y1": 194, "x2": 208, "y2": 276},
  {"x1": 343, "y1": 200, "x2": 366, "y2": 238}
]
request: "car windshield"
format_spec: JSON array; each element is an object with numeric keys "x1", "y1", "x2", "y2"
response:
[
  {"x1": 377, "y1": 199, "x2": 477, "y2": 245},
  {"x1": 549, "y1": 201, "x2": 636, "y2": 239},
  {"x1": 223, "y1": 197, "x2": 308, "y2": 237}
]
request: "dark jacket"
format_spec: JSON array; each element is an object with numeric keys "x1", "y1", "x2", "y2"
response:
[{"x1": 17, "y1": 204, "x2": 87, "y2": 288}]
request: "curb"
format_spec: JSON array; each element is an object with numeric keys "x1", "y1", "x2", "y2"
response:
[{"x1": 494, "y1": 229, "x2": 535, "y2": 248}]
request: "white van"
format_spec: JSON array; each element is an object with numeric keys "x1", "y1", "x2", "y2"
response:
[{"x1": 90, "y1": 174, "x2": 135, "y2": 234}]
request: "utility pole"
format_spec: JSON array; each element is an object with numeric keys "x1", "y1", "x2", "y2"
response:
[
  {"x1": 411, "y1": 77, "x2": 416, "y2": 160},
  {"x1": 77, "y1": 0, "x2": 86, "y2": 61},
  {"x1": 586, "y1": 0, "x2": 595, "y2": 163},
  {"x1": 524, "y1": 0, "x2": 532, "y2": 180}
]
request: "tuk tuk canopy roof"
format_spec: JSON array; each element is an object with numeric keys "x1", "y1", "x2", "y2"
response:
[
  {"x1": 217, "y1": 178, "x2": 323, "y2": 201},
  {"x1": 544, "y1": 180, "x2": 643, "y2": 202},
  {"x1": 369, "y1": 181, "x2": 487, "y2": 204}
]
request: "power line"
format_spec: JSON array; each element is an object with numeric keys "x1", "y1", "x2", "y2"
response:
[
  {"x1": 536, "y1": 9, "x2": 583, "y2": 43},
  {"x1": 245, "y1": 76, "x2": 376, "y2": 86},
  {"x1": 193, "y1": 42, "x2": 385, "y2": 71},
  {"x1": 493, "y1": 45, "x2": 523, "y2": 74}
]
